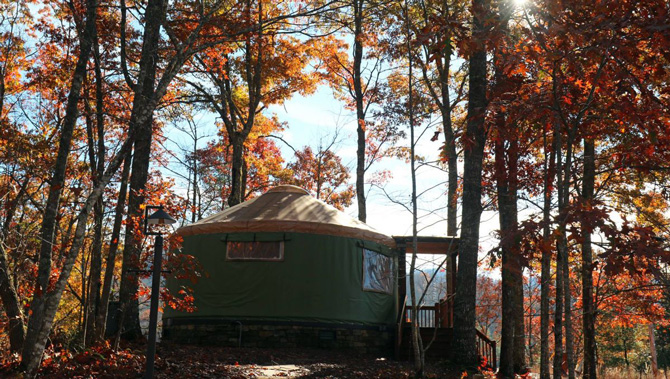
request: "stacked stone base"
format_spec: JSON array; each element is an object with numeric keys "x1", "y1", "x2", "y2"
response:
[{"x1": 163, "y1": 319, "x2": 393, "y2": 355}]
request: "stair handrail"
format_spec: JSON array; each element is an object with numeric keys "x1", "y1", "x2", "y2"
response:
[
  {"x1": 395, "y1": 294, "x2": 408, "y2": 359},
  {"x1": 476, "y1": 329, "x2": 497, "y2": 370}
]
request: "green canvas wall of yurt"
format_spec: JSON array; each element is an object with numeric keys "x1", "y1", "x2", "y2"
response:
[{"x1": 163, "y1": 185, "x2": 398, "y2": 352}]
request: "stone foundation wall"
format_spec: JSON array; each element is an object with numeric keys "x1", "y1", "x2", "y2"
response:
[{"x1": 163, "y1": 320, "x2": 394, "y2": 355}]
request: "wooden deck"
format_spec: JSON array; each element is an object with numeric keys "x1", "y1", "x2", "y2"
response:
[
  {"x1": 393, "y1": 237, "x2": 496, "y2": 370},
  {"x1": 395, "y1": 303, "x2": 496, "y2": 370}
]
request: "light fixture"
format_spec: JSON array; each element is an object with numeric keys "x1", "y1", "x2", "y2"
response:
[
  {"x1": 144, "y1": 206, "x2": 176, "y2": 235},
  {"x1": 142, "y1": 205, "x2": 176, "y2": 378}
]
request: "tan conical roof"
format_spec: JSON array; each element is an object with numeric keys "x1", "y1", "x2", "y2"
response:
[{"x1": 177, "y1": 185, "x2": 395, "y2": 247}]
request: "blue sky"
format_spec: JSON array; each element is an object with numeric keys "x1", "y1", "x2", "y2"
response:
[
  {"x1": 267, "y1": 87, "x2": 505, "y2": 248},
  {"x1": 164, "y1": 83, "x2": 503, "y2": 246}
]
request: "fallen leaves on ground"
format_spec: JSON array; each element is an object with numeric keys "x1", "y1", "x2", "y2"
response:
[{"x1": 1, "y1": 342, "x2": 470, "y2": 378}]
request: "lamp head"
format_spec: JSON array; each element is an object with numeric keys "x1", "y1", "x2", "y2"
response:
[
  {"x1": 144, "y1": 206, "x2": 177, "y2": 235},
  {"x1": 147, "y1": 208, "x2": 177, "y2": 225}
]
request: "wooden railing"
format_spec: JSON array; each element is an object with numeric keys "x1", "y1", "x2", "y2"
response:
[
  {"x1": 437, "y1": 296, "x2": 453, "y2": 327},
  {"x1": 404, "y1": 303, "x2": 440, "y2": 327},
  {"x1": 400, "y1": 300, "x2": 496, "y2": 370},
  {"x1": 404, "y1": 297, "x2": 453, "y2": 328},
  {"x1": 476, "y1": 329, "x2": 497, "y2": 370}
]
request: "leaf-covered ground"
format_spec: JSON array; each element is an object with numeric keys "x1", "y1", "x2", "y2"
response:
[{"x1": 1, "y1": 342, "x2": 477, "y2": 378}]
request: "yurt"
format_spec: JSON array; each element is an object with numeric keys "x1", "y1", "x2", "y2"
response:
[{"x1": 163, "y1": 185, "x2": 398, "y2": 353}]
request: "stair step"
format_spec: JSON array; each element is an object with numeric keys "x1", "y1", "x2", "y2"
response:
[{"x1": 396, "y1": 326, "x2": 496, "y2": 370}]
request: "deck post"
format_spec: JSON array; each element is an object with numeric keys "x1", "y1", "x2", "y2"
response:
[{"x1": 492, "y1": 340, "x2": 497, "y2": 370}]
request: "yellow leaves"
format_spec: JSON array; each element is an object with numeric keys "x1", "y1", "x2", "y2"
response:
[{"x1": 287, "y1": 144, "x2": 354, "y2": 210}]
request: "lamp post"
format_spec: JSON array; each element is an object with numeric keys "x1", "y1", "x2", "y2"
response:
[{"x1": 143, "y1": 205, "x2": 176, "y2": 379}]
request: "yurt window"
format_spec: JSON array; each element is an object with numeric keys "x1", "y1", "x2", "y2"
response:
[
  {"x1": 362, "y1": 249, "x2": 393, "y2": 294},
  {"x1": 226, "y1": 241, "x2": 284, "y2": 261}
]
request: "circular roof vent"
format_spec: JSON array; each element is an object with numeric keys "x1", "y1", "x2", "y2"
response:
[{"x1": 266, "y1": 185, "x2": 310, "y2": 195}]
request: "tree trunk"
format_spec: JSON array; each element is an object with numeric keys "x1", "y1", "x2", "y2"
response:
[
  {"x1": 405, "y1": 9, "x2": 424, "y2": 375},
  {"x1": 444, "y1": 115, "x2": 458, "y2": 306},
  {"x1": 553, "y1": 136, "x2": 565, "y2": 379},
  {"x1": 221, "y1": 3, "x2": 263, "y2": 208},
  {"x1": 497, "y1": 132, "x2": 523, "y2": 376},
  {"x1": 21, "y1": 0, "x2": 98, "y2": 373},
  {"x1": 494, "y1": 10, "x2": 525, "y2": 369},
  {"x1": 119, "y1": 114, "x2": 155, "y2": 340},
  {"x1": 563, "y1": 233, "x2": 574, "y2": 379},
  {"x1": 409, "y1": 242, "x2": 424, "y2": 376},
  {"x1": 20, "y1": 134, "x2": 133, "y2": 377},
  {"x1": 554, "y1": 109, "x2": 579, "y2": 379},
  {"x1": 0, "y1": 30, "x2": 30, "y2": 356},
  {"x1": 94, "y1": 150, "x2": 131, "y2": 343},
  {"x1": 526, "y1": 290, "x2": 534, "y2": 366},
  {"x1": 191, "y1": 140, "x2": 198, "y2": 222},
  {"x1": 84, "y1": 197, "x2": 103, "y2": 346},
  {"x1": 117, "y1": 0, "x2": 165, "y2": 341},
  {"x1": 433, "y1": 2, "x2": 457, "y2": 300},
  {"x1": 624, "y1": 338, "x2": 629, "y2": 369},
  {"x1": 409, "y1": 252, "x2": 425, "y2": 377},
  {"x1": 494, "y1": 7, "x2": 525, "y2": 371},
  {"x1": 444, "y1": 106, "x2": 457, "y2": 306},
  {"x1": 228, "y1": 134, "x2": 245, "y2": 207},
  {"x1": 513, "y1": 262, "x2": 525, "y2": 373},
  {"x1": 582, "y1": 138, "x2": 597, "y2": 379},
  {"x1": 451, "y1": 0, "x2": 488, "y2": 368},
  {"x1": 84, "y1": 36, "x2": 106, "y2": 345},
  {"x1": 497, "y1": 132, "x2": 515, "y2": 378},
  {"x1": 553, "y1": 233, "x2": 564, "y2": 379},
  {"x1": 81, "y1": 237, "x2": 89, "y2": 335},
  {"x1": 445, "y1": 134, "x2": 457, "y2": 237},
  {"x1": 440, "y1": 44, "x2": 457, "y2": 241},
  {"x1": 22, "y1": 0, "x2": 205, "y2": 367},
  {"x1": 352, "y1": 0, "x2": 367, "y2": 223},
  {"x1": 0, "y1": 243, "x2": 25, "y2": 353},
  {"x1": 558, "y1": 131, "x2": 574, "y2": 379},
  {"x1": 540, "y1": 133, "x2": 555, "y2": 379},
  {"x1": 651, "y1": 324, "x2": 659, "y2": 378},
  {"x1": 0, "y1": 180, "x2": 28, "y2": 353}
]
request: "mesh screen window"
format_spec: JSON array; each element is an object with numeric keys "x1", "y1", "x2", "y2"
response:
[
  {"x1": 226, "y1": 241, "x2": 284, "y2": 261},
  {"x1": 362, "y1": 249, "x2": 393, "y2": 294}
]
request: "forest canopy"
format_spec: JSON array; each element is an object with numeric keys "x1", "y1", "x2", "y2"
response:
[{"x1": 1, "y1": 0, "x2": 670, "y2": 378}]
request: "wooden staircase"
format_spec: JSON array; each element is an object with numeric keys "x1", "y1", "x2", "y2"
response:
[
  {"x1": 393, "y1": 237, "x2": 495, "y2": 370},
  {"x1": 396, "y1": 325, "x2": 453, "y2": 360},
  {"x1": 395, "y1": 301, "x2": 497, "y2": 370}
]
